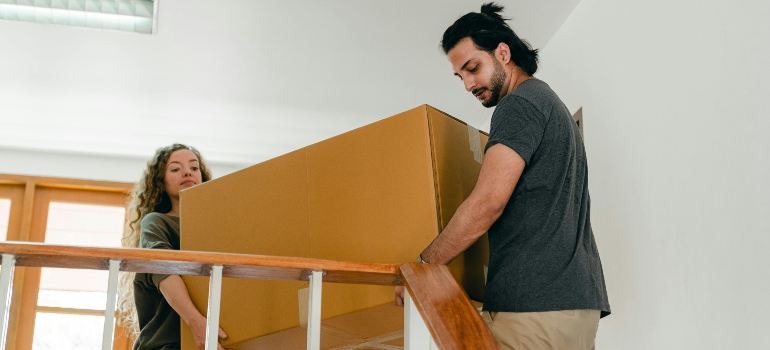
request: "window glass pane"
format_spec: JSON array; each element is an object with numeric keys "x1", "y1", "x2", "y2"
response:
[
  {"x1": 34, "y1": 201, "x2": 125, "y2": 346},
  {"x1": 38, "y1": 202, "x2": 125, "y2": 306},
  {"x1": 0, "y1": 198, "x2": 10, "y2": 240},
  {"x1": 32, "y1": 313, "x2": 104, "y2": 350},
  {"x1": 37, "y1": 290, "x2": 107, "y2": 310},
  {"x1": 43, "y1": 202, "x2": 125, "y2": 247}
]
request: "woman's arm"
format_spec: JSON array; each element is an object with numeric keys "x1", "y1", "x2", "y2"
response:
[{"x1": 159, "y1": 275, "x2": 228, "y2": 350}]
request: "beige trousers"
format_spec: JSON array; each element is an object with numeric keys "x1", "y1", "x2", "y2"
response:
[{"x1": 481, "y1": 310, "x2": 600, "y2": 350}]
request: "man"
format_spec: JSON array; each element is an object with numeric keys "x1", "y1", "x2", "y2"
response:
[{"x1": 395, "y1": 3, "x2": 610, "y2": 349}]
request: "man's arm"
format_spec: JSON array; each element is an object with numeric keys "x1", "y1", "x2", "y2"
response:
[
  {"x1": 394, "y1": 144, "x2": 525, "y2": 306},
  {"x1": 420, "y1": 143, "x2": 525, "y2": 264}
]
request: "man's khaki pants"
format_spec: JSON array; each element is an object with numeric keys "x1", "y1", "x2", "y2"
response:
[{"x1": 481, "y1": 310, "x2": 600, "y2": 350}]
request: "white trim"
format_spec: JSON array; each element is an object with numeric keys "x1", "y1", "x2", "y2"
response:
[
  {"x1": 404, "y1": 291, "x2": 436, "y2": 350},
  {"x1": 307, "y1": 270, "x2": 323, "y2": 350},
  {"x1": 101, "y1": 259, "x2": 120, "y2": 350},
  {"x1": 0, "y1": 254, "x2": 16, "y2": 350},
  {"x1": 205, "y1": 265, "x2": 223, "y2": 350}
]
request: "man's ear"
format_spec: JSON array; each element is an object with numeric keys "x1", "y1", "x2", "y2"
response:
[{"x1": 496, "y1": 42, "x2": 511, "y2": 64}]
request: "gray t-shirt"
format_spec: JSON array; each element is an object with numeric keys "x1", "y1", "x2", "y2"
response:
[
  {"x1": 483, "y1": 79, "x2": 610, "y2": 317},
  {"x1": 133, "y1": 212, "x2": 181, "y2": 350}
]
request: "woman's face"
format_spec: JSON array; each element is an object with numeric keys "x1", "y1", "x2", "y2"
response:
[{"x1": 163, "y1": 149, "x2": 203, "y2": 199}]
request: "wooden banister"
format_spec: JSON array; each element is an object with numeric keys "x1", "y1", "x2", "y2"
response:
[
  {"x1": 0, "y1": 242, "x2": 501, "y2": 349},
  {"x1": 400, "y1": 262, "x2": 501, "y2": 350},
  {"x1": 0, "y1": 242, "x2": 400, "y2": 286}
]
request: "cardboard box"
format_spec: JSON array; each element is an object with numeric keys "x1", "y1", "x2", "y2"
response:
[{"x1": 180, "y1": 105, "x2": 489, "y2": 348}]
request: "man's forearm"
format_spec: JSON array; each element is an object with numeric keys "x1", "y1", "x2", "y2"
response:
[
  {"x1": 419, "y1": 144, "x2": 524, "y2": 265},
  {"x1": 420, "y1": 194, "x2": 501, "y2": 264}
]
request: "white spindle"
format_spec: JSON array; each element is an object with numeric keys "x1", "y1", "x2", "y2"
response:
[
  {"x1": 307, "y1": 270, "x2": 323, "y2": 350},
  {"x1": 206, "y1": 265, "x2": 223, "y2": 350},
  {"x1": 101, "y1": 259, "x2": 120, "y2": 350},
  {"x1": 405, "y1": 290, "x2": 437, "y2": 349},
  {"x1": 0, "y1": 254, "x2": 16, "y2": 350}
]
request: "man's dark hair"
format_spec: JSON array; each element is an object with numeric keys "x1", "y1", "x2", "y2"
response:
[{"x1": 441, "y1": 2, "x2": 539, "y2": 75}]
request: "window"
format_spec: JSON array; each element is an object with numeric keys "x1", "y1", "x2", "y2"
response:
[
  {"x1": 32, "y1": 314, "x2": 107, "y2": 350},
  {"x1": 0, "y1": 175, "x2": 133, "y2": 350},
  {"x1": 0, "y1": 198, "x2": 10, "y2": 240},
  {"x1": 33, "y1": 202, "x2": 126, "y2": 350}
]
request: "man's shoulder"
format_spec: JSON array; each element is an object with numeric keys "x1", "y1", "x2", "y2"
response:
[
  {"x1": 497, "y1": 79, "x2": 560, "y2": 115},
  {"x1": 513, "y1": 78, "x2": 557, "y2": 102},
  {"x1": 495, "y1": 83, "x2": 544, "y2": 114}
]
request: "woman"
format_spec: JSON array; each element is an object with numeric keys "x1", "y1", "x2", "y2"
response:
[{"x1": 117, "y1": 144, "x2": 228, "y2": 350}]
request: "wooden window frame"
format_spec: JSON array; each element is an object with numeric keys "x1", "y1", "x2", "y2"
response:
[{"x1": 0, "y1": 174, "x2": 134, "y2": 350}]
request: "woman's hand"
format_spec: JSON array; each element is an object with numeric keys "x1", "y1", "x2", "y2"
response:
[{"x1": 187, "y1": 314, "x2": 228, "y2": 350}]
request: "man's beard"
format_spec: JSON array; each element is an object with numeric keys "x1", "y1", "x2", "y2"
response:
[{"x1": 481, "y1": 59, "x2": 506, "y2": 108}]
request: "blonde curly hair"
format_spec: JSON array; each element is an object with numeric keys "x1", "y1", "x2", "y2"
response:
[{"x1": 117, "y1": 143, "x2": 212, "y2": 337}]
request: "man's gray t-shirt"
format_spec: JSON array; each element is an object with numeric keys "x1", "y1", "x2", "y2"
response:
[{"x1": 483, "y1": 78, "x2": 610, "y2": 317}]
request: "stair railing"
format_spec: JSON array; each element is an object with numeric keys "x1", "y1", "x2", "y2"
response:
[{"x1": 0, "y1": 241, "x2": 499, "y2": 350}]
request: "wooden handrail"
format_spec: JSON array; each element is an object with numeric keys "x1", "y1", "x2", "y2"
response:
[
  {"x1": 0, "y1": 242, "x2": 400, "y2": 286},
  {"x1": 400, "y1": 262, "x2": 501, "y2": 350},
  {"x1": 0, "y1": 242, "x2": 500, "y2": 349}
]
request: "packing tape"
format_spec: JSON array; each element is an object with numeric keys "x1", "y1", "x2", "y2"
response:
[{"x1": 468, "y1": 124, "x2": 483, "y2": 164}]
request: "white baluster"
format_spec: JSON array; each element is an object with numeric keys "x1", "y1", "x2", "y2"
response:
[
  {"x1": 405, "y1": 291, "x2": 437, "y2": 349},
  {"x1": 307, "y1": 270, "x2": 323, "y2": 350},
  {"x1": 206, "y1": 265, "x2": 223, "y2": 350},
  {"x1": 101, "y1": 259, "x2": 120, "y2": 350},
  {"x1": 0, "y1": 254, "x2": 16, "y2": 350}
]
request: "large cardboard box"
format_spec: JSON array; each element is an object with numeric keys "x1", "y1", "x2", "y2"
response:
[{"x1": 180, "y1": 105, "x2": 489, "y2": 348}]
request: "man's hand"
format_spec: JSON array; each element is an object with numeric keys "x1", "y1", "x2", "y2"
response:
[
  {"x1": 188, "y1": 315, "x2": 228, "y2": 350},
  {"x1": 394, "y1": 285, "x2": 406, "y2": 307}
]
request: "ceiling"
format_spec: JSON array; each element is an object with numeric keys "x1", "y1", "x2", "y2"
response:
[{"x1": 0, "y1": 0, "x2": 580, "y2": 168}]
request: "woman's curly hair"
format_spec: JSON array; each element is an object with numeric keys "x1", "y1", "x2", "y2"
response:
[{"x1": 116, "y1": 143, "x2": 212, "y2": 337}]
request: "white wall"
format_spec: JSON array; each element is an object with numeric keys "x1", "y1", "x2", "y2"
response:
[
  {"x1": 537, "y1": 0, "x2": 770, "y2": 348},
  {"x1": 0, "y1": 0, "x2": 580, "y2": 183},
  {"x1": 0, "y1": 0, "x2": 580, "y2": 169},
  {"x1": 0, "y1": 147, "x2": 247, "y2": 183}
]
